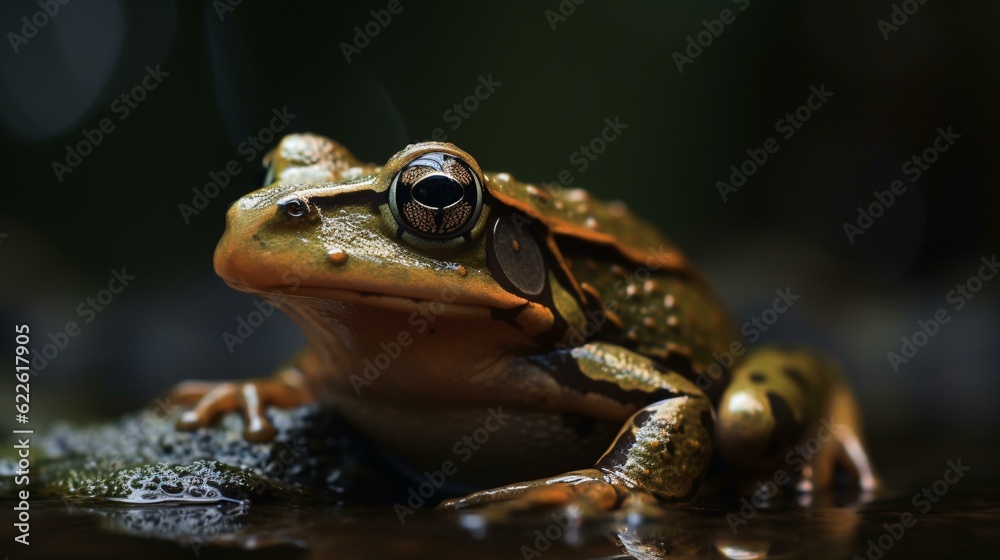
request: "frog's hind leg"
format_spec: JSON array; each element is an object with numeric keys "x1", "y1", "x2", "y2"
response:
[
  {"x1": 715, "y1": 347, "x2": 877, "y2": 494},
  {"x1": 439, "y1": 394, "x2": 714, "y2": 511},
  {"x1": 439, "y1": 343, "x2": 715, "y2": 511}
]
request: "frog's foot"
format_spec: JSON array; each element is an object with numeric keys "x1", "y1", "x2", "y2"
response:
[
  {"x1": 441, "y1": 390, "x2": 714, "y2": 513},
  {"x1": 168, "y1": 370, "x2": 313, "y2": 442},
  {"x1": 716, "y1": 347, "x2": 878, "y2": 494},
  {"x1": 439, "y1": 469, "x2": 656, "y2": 512}
]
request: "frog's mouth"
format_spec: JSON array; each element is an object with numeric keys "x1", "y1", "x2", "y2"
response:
[
  {"x1": 225, "y1": 281, "x2": 508, "y2": 320},
  {"x1": 224, "y1": 279, "x2": 555, "y2": 337},
  {"x1": 217, "y1": 245, "x2": 533, "y2": 318}
]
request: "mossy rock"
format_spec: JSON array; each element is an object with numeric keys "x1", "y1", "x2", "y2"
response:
[{"x1": 1, "y1": 404, "x2": 387, "y2": 505}]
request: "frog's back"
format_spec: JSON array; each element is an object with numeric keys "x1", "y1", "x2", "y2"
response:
[
  {"x1": 484, "y1": 172, "x2": 672, "y2": 259},
  {"x1": 485, "y1": 172, "x2": 737, "y2": 391}
]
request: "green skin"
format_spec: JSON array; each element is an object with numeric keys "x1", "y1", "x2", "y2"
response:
[{"x1": 171, "y1": 133, "x2": 876, "y2": 509}]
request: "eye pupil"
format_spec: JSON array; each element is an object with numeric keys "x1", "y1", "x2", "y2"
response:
[{"x1": 412, "y1": 175, "x2": 464, "y2": 209}]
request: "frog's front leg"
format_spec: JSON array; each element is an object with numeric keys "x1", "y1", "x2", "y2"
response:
[
  {"x1": 168, "y1": 361, "x2": 315, "y2": 442},
  {"x1": 440, "y1": 343, "x2": 714, "y2": 511},
  {"x1": 715, "y1": 347, "x2": 877, "y2": 494}
]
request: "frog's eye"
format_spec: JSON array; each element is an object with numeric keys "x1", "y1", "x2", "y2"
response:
[{"x1": 389, "y1": 153, "x2": 483, "y2": 240}]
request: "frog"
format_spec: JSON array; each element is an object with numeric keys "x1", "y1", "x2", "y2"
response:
[{"x1": 170, "y1": 133, "x2": 877, "y2": 510}]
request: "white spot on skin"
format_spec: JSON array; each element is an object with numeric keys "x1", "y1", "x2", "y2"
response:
[{"x1": 726, "y1": 392, "x2": 764, "y2": 415}]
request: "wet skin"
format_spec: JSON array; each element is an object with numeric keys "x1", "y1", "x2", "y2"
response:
[{"x1": 170, "y1": 134, "x2": 876, "y2": 509}]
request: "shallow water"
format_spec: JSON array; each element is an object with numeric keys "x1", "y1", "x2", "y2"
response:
[{"x1": 4, "y1": 441, "x2": 997, "y2": 559}]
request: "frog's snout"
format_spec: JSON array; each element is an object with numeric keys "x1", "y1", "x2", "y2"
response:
[{"x1": 213, "y1": 192, "x2": 265, "y2": 288}]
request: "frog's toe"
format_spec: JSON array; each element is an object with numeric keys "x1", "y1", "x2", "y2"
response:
[
  {"x1": 174, "y1": 382, "x2": 242, "y2": 429},
  {"x1": 439, "y1": 469, "x2": 648, "y2": 512},
  {"x1": 170, "y1": 376, "x2": 313, "y2": 442},
  {"x1": 168, "y1": 380, "x2": 227, "y2": 405}
]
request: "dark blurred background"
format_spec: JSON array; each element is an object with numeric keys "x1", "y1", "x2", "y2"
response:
[{"x1": 1, "y1": 0, "x2": 997, "y2": 463}]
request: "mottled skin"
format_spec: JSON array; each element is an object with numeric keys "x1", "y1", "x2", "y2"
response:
[{"x1": 171, "y1": 134, "x2": 876, "y2": 508}]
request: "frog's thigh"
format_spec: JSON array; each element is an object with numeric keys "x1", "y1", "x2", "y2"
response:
[
  {"x1": 563, "y1": 343, "x2": 715, "y2": 501},
  {"x1": 715, "y1": 346, "x2": 876, "y2": 492}
]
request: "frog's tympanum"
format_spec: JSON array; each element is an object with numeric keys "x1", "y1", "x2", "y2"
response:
[{"x1": 172, "y1": 134, "x2": 876, "y2": 509}]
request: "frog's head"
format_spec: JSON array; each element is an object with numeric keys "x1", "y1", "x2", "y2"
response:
[{"x1": 215, "y1": 135, "x2": 558, "y2": 336}]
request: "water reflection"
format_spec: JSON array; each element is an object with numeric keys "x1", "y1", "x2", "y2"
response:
[
  {"x1": 56, "y1": 498, "x2": 866, "y2": 560},
  {"x1": 16, "y1": 456, "x2": 1000, "y2": 560}
]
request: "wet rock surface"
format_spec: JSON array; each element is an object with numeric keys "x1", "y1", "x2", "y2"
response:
[
  {"x1": 1, "y1": 413, "x2": 997, "y2": 559},
  {"x1": 1, "y1": 405, "x2": 392, "y2": 505}
]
